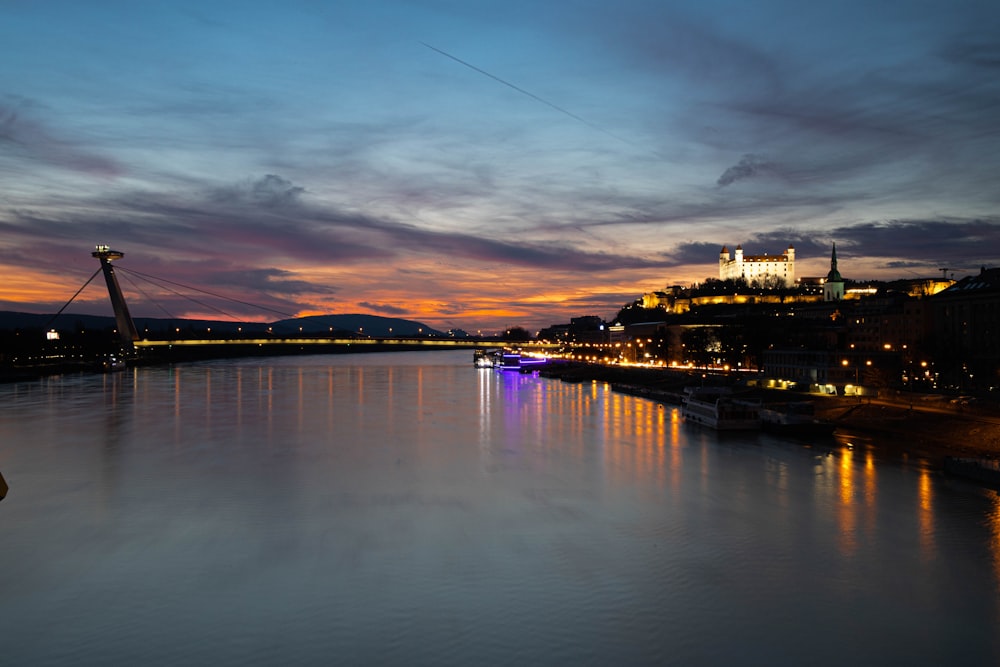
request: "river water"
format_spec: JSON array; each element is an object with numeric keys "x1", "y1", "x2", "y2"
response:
[{"x1": 1, "y1": 350, "x2": 998, "y2": 665}]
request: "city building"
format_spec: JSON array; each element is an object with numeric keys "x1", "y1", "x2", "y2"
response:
[
  {"x1": 719, "y1": 244, "x2": 795, "y2": 287},
  {"x1": 931, "y1": 267, "x2": 1000, "y2": 390},
  {"x1": 641, "y1": 285, "x2": 686, "y2": 311}
]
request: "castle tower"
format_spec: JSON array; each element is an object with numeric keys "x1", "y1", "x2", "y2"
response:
[
  {"x1": 785, "y1": 244, "x2": 795, "y2": 286},
  {"x1": 92, "y1": 245, "x2": 139, "y2": 350},
  {"x1": 823, "y1": 243, "x2": 845, "y2": 302}
]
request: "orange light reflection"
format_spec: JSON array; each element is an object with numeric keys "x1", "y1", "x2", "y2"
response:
[{"x1": 837, "y1": 449, "x2": 857, "y2": 556}]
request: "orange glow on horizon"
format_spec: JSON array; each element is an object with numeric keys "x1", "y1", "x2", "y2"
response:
[{"x1": 1, "y1": 251, "x2": 692, "y2": 332}]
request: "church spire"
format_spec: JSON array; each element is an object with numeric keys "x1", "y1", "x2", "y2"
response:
[
  {"x1": 823, "y1": 242, "x2": 845, "y2": 301},
  {"x1": 826, "y1": 242, "x2": 843, "y2": 282}
]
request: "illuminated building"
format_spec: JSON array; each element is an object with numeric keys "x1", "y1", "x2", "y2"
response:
[{"x1": 719, "y1": 244, "x2": 795, "y2": 287}]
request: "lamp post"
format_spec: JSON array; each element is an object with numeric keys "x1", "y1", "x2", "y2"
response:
[{"x1": 841, "y1": 357, "x2": 872, "y2": 399}]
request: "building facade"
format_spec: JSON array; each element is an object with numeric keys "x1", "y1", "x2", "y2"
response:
[
  {"x1": 931, "y1": 267, "x2": 1000, "y2": 390},
  {"x1": 719, "y1": 244, "x2": 795, "y2": 287}
]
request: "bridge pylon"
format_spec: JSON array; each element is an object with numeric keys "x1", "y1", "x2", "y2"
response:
[{"x1": 92, "y1": 245, "x2": 139, "y2": 352}]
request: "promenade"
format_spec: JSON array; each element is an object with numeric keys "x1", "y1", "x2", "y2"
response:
[{"x1": 540, "y1": 361, "x2": 1000, "y2": 464}]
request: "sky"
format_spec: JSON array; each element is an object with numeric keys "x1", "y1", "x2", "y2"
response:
[{"x1": 2, "y1": 0, "x2": 999, "y2": 333}]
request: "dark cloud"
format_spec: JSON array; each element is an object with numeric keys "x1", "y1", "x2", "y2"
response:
[
  {"x1": 656, "y1": 219, "x2": 1000, "y2": 275},
  {"x1": 208, "y1": 267, "x2": 336, "y2": 296},
  {"x1": 211, "y1": 174, "x2": 306, "y2": 208},
  {"x1": 358, "y1": 302, "x2": 407, "y2": 316},
  {"x1": 831, "y1": 219, "x2": 1000, "y2": 268},
  {"x1": 717, "y1": 154, "x2": 771, "y2": 187},
  {"x1": 378, "y1": 225, "x2": 660, "y2": 272}
]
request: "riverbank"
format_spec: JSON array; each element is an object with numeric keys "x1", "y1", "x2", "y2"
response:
[{"x1": 538, "y1": 361, "x2": 1000, "y2": 466}]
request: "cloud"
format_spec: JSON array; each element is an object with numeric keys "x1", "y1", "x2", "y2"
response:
[
  {"x1": 209, "y1": 267, "x2": 336, "y2": 296},
  {"x1": 0, "y1": 99, "x2": 123, "y2": 177},
  {"x1": 717, "y1": 154, "x2": 772, "y2": 187},
  {"x1": 656, "y1": 219, "x2": 1000, "y2": 275},
  {"x1": 211, "y1": 174, "x2": 306, "y2": 208},
  {"x1": 0, "y1": 171, "x2": 674, "y2": 324},
  {"x1": 358, "y1": 302, "x2": 407, "y2": 316},
  {"x1": 830, "y1": 219, "x2": 1000, "y2": 268}
]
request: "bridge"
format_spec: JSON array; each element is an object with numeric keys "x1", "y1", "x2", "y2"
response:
[{"x1": 84, "y1": 246, "x2": 555, "y2": 359}]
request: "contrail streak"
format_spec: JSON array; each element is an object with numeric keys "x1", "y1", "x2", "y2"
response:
[{"x1": 420, "y1": 41, "x2": 637, "y2": 149}]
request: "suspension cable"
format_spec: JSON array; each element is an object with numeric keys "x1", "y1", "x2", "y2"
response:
[
  {"x1": 118, "y1": 270, "x2": 178, "y2": 321},
  {"x1": 115, "y1": 266, "x2": 297, "y2": 319},
  {"x1": 119, "y1": 270, "x2": 243, "y2": 321},
  {"x1": 43, "y1": 267, "x2": 103, "y2": 331}
]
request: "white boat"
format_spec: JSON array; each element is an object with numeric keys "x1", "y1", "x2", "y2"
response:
[
  {"x1": 681, "y1": 387, "x2": 760, "y2": 430},
  {"x1": 474, "y1": 349, "x2": 497, "y2": 368}
]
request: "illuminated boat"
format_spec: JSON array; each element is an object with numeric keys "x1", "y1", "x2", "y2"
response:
[
  {"x1": 681, "y1": 387, "x2": 760, "y2": 430},
  {"x1": 475, "y1": 349, "x2": 547, "y2": 371},
  {"x1": 499, "y1": 351, "x2": 523, "y2": 370},
  {"x1": 474, "y1": 349, "x2": 497, "y2": 368},
  {"x1": 499, "y1": 351, "x2": 548, "y2": 372}
]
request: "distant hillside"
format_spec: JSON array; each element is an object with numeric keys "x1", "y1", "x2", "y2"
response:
[
  {"x1": 270, "y1": 314, "x2": 443, "y2": 337},
  {"x1": 0, "y1": 311, "x2": 443, "y2": 337}
]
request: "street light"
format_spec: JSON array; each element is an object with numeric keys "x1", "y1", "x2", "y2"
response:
[{"x1": 842, "y1": 358, "x2": 859, "y2": 394}]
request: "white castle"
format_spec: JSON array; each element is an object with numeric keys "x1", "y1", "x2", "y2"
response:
[{"x1": 719, "y1": 244, "x2": 795, "y2": 287}]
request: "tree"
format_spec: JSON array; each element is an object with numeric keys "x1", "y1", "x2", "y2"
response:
[
  {"x1": 681, "y1": 326, "x2": 718, "y2": 367},
  {"x1": 504, "y1": 326, "x2": 533, "y2": 342}
]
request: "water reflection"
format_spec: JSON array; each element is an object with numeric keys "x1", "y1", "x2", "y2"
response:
[
  {"x1": 1, "y1": 353, "x2": 999, "y2": 666},
  {"x1": 918, "y1": 468, "x2": 935, "y2": 560},
  {"x1": 990, "y1": 495, "x2": 1000, "y2": 593}
]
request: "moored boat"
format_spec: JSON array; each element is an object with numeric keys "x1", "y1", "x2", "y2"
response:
[
  {"x1": 943, "y1": 457, "x2": 1000, "y2": 489},
  {"x1": 474, "y1": 349, "x2": 547, "y2": 371},
  {"x1": 474, "y1": 349, "x2": 497, "y2": 368},
  {"x1": 759, "y1": 401, "x2": 834, "y2": 437},
  {"x1": 681, "y1": 387, "x2": 760, "y2": 430}
]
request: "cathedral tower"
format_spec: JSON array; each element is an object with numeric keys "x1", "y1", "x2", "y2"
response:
[{"x1": 823, "y1": 243, "x2": 845, "y2": 302}]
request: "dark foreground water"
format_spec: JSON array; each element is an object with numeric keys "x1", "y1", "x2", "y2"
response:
[{"x1": 2, "y1": 351, "x2": 999, "y2": 666}]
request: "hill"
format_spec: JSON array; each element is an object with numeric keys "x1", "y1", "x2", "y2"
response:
[
  {"x1": 269, "y1": 314, "x2": 442, "y2": 337},
  {"x1": 0, "y1": 311, "x2": 444, "y2": 338}
]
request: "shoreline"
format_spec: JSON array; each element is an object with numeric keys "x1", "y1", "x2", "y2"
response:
[{"x1": 538, "y1": 361, "x2": 1000, "y2": 468}]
